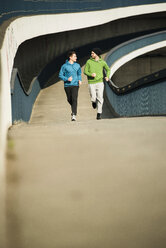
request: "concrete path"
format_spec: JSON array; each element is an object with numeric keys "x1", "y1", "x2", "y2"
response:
[{"x1": 6, "y1": 77, "x2": 166, "y2": 248}]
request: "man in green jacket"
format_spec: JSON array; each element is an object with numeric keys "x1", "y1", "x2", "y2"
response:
[{"x1": 84, "y1": 48, "x2": 110, "y2": 120}]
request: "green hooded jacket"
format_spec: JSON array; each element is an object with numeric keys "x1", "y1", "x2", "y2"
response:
[{"x1": 84, "y1": 57, "x2": 110, "y2": 84}]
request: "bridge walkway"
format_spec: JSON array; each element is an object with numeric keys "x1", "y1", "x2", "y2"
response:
[{"x1": 6, "y1": 72, "x2": 166, "y2": 248}]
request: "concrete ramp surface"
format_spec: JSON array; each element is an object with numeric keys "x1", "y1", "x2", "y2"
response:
[{"x1": 6, "y1": 78, "x2": 166, "y2": 248}]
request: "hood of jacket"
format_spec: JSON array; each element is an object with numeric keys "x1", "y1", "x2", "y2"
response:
[{"x1": 90, "y1": 57, "x2": 102, "y2": 62}]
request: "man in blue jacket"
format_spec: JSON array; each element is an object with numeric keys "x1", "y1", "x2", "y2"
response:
[{"x1": 59, "y1": 51, "x2": 82, "y2": 121}]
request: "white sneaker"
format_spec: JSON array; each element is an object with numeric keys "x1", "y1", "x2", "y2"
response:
[{"x1": 71, "y1": 114, "x2": 76, "y2": 121}]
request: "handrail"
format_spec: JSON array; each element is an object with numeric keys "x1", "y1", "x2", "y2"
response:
[{"x1": 106, "y1": 68, "x2": 166, "y2": 95}]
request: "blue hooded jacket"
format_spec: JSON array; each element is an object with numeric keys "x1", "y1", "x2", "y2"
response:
[{"x1": 59, "y1": 60, "x2": 82, "y2": 87}]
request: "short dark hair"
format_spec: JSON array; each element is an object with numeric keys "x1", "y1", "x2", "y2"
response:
[{"x1": 67, "y1": 50, "x2": 76, "y2": 59}]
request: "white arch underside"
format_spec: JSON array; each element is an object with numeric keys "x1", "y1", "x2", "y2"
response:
[{"x1": 110, "y1": 40, "x2": 166, "y2": 78}]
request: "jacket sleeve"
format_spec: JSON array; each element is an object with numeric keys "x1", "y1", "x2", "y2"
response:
[
  {"x1": 84, "y1": 61, "x2": 92, "y2": 77},
  {"x1": 103, "y1": 62, "x2": 111, "y2": 78},
  {"x1": 59, "y1": 65, "x2": 68, "y2": 81},
  {"x1": 77, "y1": 65, "x2": 82, "y2": 81}
]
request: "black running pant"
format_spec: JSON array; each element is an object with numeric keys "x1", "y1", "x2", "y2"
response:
[{"x1": 64, "y1": 86, "x2": 79, "y2": 115}]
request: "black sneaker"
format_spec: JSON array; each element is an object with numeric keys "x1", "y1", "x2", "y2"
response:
[
  {"x1": 92, "y1": 102, "x2": 97, "y2": 109},
  {"x1": 96, "y1": 113, "x2": 101, "y2": 120}
]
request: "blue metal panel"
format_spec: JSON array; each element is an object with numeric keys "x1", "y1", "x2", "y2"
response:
[
  {"x1": 11, "y1": 72, "x2": 41, "y2": 123},
  {"x1": 105, "y1": 80, "x2": 166, "y2": 116}
]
